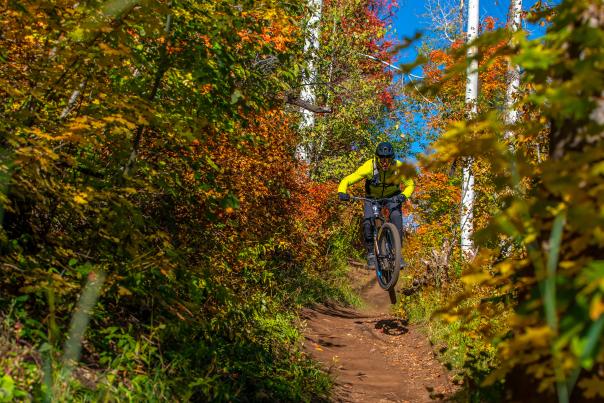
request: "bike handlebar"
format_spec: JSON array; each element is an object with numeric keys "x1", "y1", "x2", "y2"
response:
[{"x1": 349, "y1": 195, "x2": 400, "y2": 203}]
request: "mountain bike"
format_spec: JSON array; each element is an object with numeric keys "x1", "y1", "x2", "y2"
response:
[{"x1": 351, "y1": 196, "x2": 402, "y2": 304}]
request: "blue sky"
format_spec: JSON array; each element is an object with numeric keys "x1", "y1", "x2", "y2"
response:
[
  {"x1": 386, "y1": 0, "x2": 550, "y2": 157},
  {"x1": 390, "y1": 0, "x2": 547, "y2": 64}
]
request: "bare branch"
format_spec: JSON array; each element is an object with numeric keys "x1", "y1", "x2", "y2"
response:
[
  {"x1": 422, "y1": 0, "x2": 463, "y2": 45},
  {"x1": 358, "y1": 53, "x2": 401, "y2": 71},
  {"x1": 286, "y1": 94, "x2": 332, "y2": 113},
  {"x1": 60, "y1": 77, "x2": 88, "y2": 119}
]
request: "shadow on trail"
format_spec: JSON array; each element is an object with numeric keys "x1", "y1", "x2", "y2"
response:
[
  {"x1": 316, "y1": 338, "x2": 346, "y2": 348},
  {"x1": 305, "y1": 301, "x2": 374, "y2": 319},
  {"x1": 303, "y1": 264, "x2": 459, "y2": 401},
  {"x1": 375, "y1": 318, "x2": 408, "y2": 336}
]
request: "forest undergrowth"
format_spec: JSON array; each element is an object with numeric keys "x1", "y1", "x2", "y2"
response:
[
  {"x1": 392, "y1": 2, "x2": 604, "y2": 401},
  {"x1": 0, "y1": 0, "x2": 399, "y2": 400}
]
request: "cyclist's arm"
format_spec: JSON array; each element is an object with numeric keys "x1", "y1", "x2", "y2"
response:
[{"x1": 337, "y1": 159, "x2": 373, "y2": 194}]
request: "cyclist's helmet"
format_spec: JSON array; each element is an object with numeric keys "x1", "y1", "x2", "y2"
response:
[{"x1": 375, "y1": 142, "x2": 395, "y2": 159}]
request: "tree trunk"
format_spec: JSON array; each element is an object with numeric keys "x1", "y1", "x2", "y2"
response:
[
  {"x1": 123, "y1": 11, "x2": 173, "y2": 178},
  {"x1": 503, "y1": 0, "x2": 522, "y2": 149},
  {"x1": 60, "y1": 77, "x2": 88, "y2": 119},
  {"x1": 296, "y1": 0, "x2": 323, "y2": 164},
  {"x1": 461, "y1": 0, "x2": 479, "y2": 259}
]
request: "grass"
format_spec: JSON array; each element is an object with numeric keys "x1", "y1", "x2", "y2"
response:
[
  {"x1": 0, "y1": 247, "x2": 357, "y2": 402},
  {"x1": 394, "y1": 285, "x2": 506, "y2": 402}
]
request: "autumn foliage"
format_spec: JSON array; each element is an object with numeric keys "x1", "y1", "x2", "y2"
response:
[
  {"x1": 0, "y1": 0, "x2": 384, "y2": 400},
  {"x1": 403, "y1": 1, "x2": 604, "y2": 401}
]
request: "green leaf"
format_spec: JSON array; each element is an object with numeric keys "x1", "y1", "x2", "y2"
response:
[
  {"x1": 205, "y1": 156, "x2": 220, "y2": 171},
  {"x1": 230, "y1": 89, "x2": 242, "y2": 104},
  {"x1": 0, "y1": 374, "x2": 15, "y2": 402},
  {"x1": 544, "y1": 212, "x2": 566, "y2": 332}
]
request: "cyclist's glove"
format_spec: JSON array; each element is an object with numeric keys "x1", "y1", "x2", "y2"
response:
[
  {"x1": 338, "y1": 192, "x2": 351, "y2": 202},
  {"x1": 395, "y1": 194, "x2": 407, "y2": 204}
]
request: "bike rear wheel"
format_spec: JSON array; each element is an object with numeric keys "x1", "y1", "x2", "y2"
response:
[{"x1": 375, "y1": 222, "x2": 401, "y2": 294}]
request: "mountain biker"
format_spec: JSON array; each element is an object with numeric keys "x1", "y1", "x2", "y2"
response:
[{"x1": 337, "y1": 142, "x2": 414, "y2": 269}]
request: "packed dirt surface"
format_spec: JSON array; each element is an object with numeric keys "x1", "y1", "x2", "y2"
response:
[{"x1": 302, "y1": 264, "x2": 458, "y2": 402}]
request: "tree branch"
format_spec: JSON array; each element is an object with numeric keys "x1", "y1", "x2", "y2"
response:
[
  {"x1": 123, "y1": 8, "x2": 173, "y2": 178},
  {"x1": 286, "y1": 94, "x2": 332, "y2": 113}
]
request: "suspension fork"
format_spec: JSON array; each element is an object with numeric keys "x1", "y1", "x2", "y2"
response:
[
  {"x1": 370, "y1": 216, "x2": 380, "y2": 258},
  {"x1": 367, "y1": 200, "x2": 382, "y2": 257},
  {"x1": 372, "y1": 228, "x2": 379, "y2": 256}
]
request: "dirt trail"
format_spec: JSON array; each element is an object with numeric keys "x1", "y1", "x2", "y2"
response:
[{"x1": 302, "y1": 265, "x2": 457, "y2": 402}]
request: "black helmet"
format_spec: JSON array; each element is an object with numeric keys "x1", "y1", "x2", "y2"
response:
[{"x1": 375, "y1": 142, "x2": 394, "y2": 159}]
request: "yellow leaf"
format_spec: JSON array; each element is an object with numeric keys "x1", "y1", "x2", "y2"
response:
[
  {"x1": 98, "y1": 42, "x2": 122, "y2": 56},
  {"x1": 461, "y1": 272, "x2": 491, "y2": 286},
  {"x1": 524, "y1": 232, "x2": 537, "y2": 244},
  {"x1": 481, "y1": 366, "x2": 509, "y2": 387},
  {"x1": 73, "y1": 193, "x2": 88, "y2": 204},
  {"x1": 591, "y1": 162, "x2": 604, "y2": 176},
  {"x1": 516, "y1": 326, "x2": 552, "y2": 348},
  {"x1": 118, "y1": 286, "x2": 132, "y2": 296},
  {"x1": 559, "y1": 260, "x2": 575, "y2": 269},
  {"x1": 497, "y1": 261, "x2": 514, "y2": 276},
  {"x1": 589, "y1": 295, "x2": 604, "y2": 320},
  {"x1": 438, "y1": 313, "x2": 460, "y2": 323},
  {"x1": 594, "y1": 227, "x2": 604, "y2": 247},
  {"x1": 70, "y1": 27, "x2": 85, "y2": 41},
  {"x1": 578, "y1": 376, "x2": 604, "y2": 399}
]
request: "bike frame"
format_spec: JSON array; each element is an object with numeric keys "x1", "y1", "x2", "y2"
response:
[{"x1": 350, "y1": 195, "x2": 397, "y2": 259}]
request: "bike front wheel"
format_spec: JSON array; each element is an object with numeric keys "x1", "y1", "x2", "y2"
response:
[{"x1": 375, "y1": 222, "x2": 401, "y2": 292}]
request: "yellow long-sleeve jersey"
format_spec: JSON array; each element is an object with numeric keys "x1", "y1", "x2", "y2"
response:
[{"x1": 337, "y1": 158, "x2": 414, "y2": 199}]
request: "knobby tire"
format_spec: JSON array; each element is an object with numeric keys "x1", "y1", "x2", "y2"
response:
[{"x1": 375, "y1": 222, "x2": 401, "y2": 301}]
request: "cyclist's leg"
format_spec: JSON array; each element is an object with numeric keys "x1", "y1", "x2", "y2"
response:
[
  {"x1": 362, "y1": 200, "x2": 376, "y2": 268},
  {"x1": 387, "y1": 199, "x2": 405, "y2": 267},
  {"x1": 362, "y1": 200, "x2": 374, "y2": 251},
  {"x1": 387, "y1": 199, "x2": 404, "y2": 241}
]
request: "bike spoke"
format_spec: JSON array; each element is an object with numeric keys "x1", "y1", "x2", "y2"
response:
[{"x1": 375, "y1": 222, "x2": 401, "y2": 291}]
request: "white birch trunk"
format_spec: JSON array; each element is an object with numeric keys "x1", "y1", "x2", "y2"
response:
[
  {"x1": 503, "y1": 0, "x2": 522, "y2": 148},
  {"x1": 296, "y1": 0, "x2": 322, "y2": 164},
  {"x1": 60, "y1": 78, "x2": 88, "y2": 119},
  {"x1": 458, "y1": 0, "x2": 465, "y2": 35},
  {"x1": 461, "y1": 0, "x2": 479, "y2": 259}
]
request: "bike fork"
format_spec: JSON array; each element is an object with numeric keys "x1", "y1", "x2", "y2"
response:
[{"x1": 372, "y1": 228, "x2": 380, "y2": 261}]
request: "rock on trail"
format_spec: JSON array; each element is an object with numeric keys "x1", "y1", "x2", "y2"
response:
[{"x1": 302, "y1": 265, "x2": 457, "y2": 402}]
